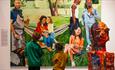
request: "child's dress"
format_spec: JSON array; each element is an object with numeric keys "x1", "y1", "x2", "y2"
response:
[
  {"x1": 64, "y1": 35, "x2": 84, "y2": 54},
  {"x1": 48, "y1": 23, "x2": 55, "y2": 39}
]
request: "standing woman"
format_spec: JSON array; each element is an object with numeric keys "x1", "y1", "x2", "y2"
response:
[
  {"x1": 82, "y1": 0, "x2": 100, "y2": 51},
  {"x1": 69, "y1": 0, "x2": 81, "y2": 35}
]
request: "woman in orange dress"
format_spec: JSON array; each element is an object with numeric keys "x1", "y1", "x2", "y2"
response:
[{"x1": 64, "y1": 26, "x2": 84, "y2": 67}]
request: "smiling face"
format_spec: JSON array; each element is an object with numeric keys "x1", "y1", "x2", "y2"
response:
[
  {"x1": 74, "y1": 27, "x2": 81, "y2": 36},
  {"x1": 14, "y1": 0, "x2": 21, "y2": 9},
  {"x1": 41, "y1": 18, "x2": 47, "y2": 24},
  {"x1": 47, "y1": 17, "x2": 51, "y2": 23}
]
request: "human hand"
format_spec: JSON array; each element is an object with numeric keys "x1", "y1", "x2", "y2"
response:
[
  {"x1": 46, "y1": 47, "x2": 52, "y2": 52},
  {"x1": 14, "y1": 33, "x2": 20, "y2": 39}
]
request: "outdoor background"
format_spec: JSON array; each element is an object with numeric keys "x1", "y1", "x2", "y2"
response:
[{"x1": 11, "y1": 0, "x2": 101, "y2": 66}]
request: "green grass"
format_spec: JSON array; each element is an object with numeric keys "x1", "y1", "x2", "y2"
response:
[
  {"x1": 28, "y1": 16, "x2": 70, "y2": 28},
  {"x1": 23, "y1": 0, "x2": 101, "y2": 67},
  {"x1": 56, "y1": 29, "x2": 70, "y2": 44},
  {"x1": 24, "y1": 26, "x2": 88, "y2": 66},
  {"x1": 52, "y1": 16, "x2": 69, "y2": 27},
  {"x1": 24, "y1": 31, "x2": 32, "y2": 43}
]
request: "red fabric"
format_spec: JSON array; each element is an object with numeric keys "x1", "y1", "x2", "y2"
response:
[
  {"x1": 88, "y1": 51, "x2": 114, "y2": 70},
  {"x1": 97, "y1": 30, "x2": 109, "y2": 51},
  {"x1": 35, "y1": 22, "x2": 48, "y2": 34}
]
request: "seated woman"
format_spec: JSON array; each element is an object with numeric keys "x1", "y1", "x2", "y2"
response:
[
  {"x1": 35, "y1": 15, "x2": 54, "y2": 52},
  {"x1": 64, "y1": 26, "x2": 84, "y2": 67},
  {"x1": 35, "y1": 15, "x2": 48, "y2": 34}
]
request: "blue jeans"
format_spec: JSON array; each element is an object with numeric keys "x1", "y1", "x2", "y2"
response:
[
  {"x1": 85, "y1": 24, "x2": 93, "y2": 46},
  {"x1": 43, "y1": 36, "x2": 54, "y2": 47}
]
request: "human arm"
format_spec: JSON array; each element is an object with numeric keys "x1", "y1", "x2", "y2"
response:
[
  {"x1": 80, "y1": 38, "x2": 84, "y2": 50},
  {"x1": 10, "y1": 20, "x2": 20, "y2": 39},
  {"x1": 71, "y1": 4, "x2": 77, "y2": 24}
]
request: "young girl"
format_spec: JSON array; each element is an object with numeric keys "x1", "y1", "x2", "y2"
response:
[
  {"x1": 47, "y1": 16, "x2": 55, "y2": 39},
  {"x1": 64, "y1": 26, "x2": 84, "y2": 67}
]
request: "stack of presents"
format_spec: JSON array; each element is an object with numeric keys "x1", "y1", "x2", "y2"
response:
[{"x1": 87, "y1": 22, "x2": 114, "y2": 70}]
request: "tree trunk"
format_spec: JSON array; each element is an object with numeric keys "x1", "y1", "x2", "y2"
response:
[{"x1": 48, "y1": 0, "x2": 56, "y2": 16}]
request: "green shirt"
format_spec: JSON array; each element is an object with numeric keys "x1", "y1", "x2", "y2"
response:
[{"x1": 24, "y1": 41, "x2": 43, "y2": 67}]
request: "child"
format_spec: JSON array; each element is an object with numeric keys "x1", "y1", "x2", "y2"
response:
[
  {"x1": 24, "y1": 32, "x2": 43, "y2": 70},
  {"x1": 47, "y1": 16, "x2": 55, "y2": 39},
  {"x1": 64, "y1": 26, "x2": 84, "y2": 67},
  {"x1": 52, "y1": 43, "x2": 68, "y2": 70}
]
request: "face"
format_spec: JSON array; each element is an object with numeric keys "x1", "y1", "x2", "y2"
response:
[
  {"x1": 75, "y1": 27, "x2": 81, "y2": 36},
  {"x1": 88, "y1": 7, "x2": 92, "y2": 13},
  {"x1": 41, "y1": 18, "x2": 46, "y2": 24},
  {"x1": 87, "y1": 0, "x2": 92, "y2": 3},
  {"x1": 47, "y1": 17, "x2": 50, "y2": 23},
  {"x1": 98, "y1": 22, "x2": 106, "y2": 30},
  {"x1": 14, "y1": 0, "x2": 21, "y2": 9},
  {"x1": 77, "y1": 0, "x2": 81, "y2": 4}
]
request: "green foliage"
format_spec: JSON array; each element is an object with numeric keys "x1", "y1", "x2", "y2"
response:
[
  {"x1": 11, "y1": 0, "x2": 14, "y2": 7},
  {"x1": 56, "y1": 29, "x2": 70, "y2": 44},
  {"x1": 24, "y1": 31, "x2": 32, "y2": 43}
]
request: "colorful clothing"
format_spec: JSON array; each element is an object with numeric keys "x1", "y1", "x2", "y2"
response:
[
  {"x1": 91, "y1": 23, "x2": 109, "y2": 51},
  {"x1": 11, "y1": 8, "x2": 25, "y2": 50},
  {"x1": 64, "y1": 35, "x2": 84, "y2": 54},
  {"x1": 82, "y1": 8, "x2": 100, "y2": 46},
  {"x1": 48, "y1": 23, "x2": 55, "y2": 39},
  {"x1": 43, "y1": 36, "x2": 54, "y2": 47},
  {"x1": 69, "y1": 17, "x2": 80, "y2": 35},
  {"x1": 24, "y1": 41, "x2": 43, "y2": 67},
  {"x1": 52, "y1": 51, "x2": 68, "y2": 70},
  {"x1": 11, "y1": 8, "x2": 23, "y2": 23},
  {"x1": 35, "y1": 22, "x2": 48, "y2": 34}
]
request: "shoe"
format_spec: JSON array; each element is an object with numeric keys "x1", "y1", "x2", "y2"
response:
[
  {"x1": 86, "y1": 44, "x2": 91, "y2": 51},
  {"x1": 71, "y1": 61, "x2": 75, "y2": 67}
]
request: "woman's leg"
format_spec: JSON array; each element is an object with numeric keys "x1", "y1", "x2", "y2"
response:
[
  {"x1": 64, "y1": 44, "x2": 68, "y2": 53},
  {"x1": 70, "y1": 49, "x2": 74, "y2": 62},
  {"x1": 69, "y1": 49, "x2": 76, "y2": 67}
]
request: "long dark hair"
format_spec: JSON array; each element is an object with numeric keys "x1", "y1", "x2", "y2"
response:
[
  {"x1": 55, "y1": 43, "x2": 63, "y2": 51},
  {"x1": 72, "y1": 26, "x2": 82, "y2": 39},
  {"x1": 39, "y1": 15, "x2": 47, "y2": 23}
]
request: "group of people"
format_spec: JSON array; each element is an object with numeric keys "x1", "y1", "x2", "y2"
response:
[
  {"x1": 25, "y1": 31, "x2": 68, "y2": 70},
  {"x1": 66, "y1": 0, "x2": 101, "y2": 67},
  {"x1": 34, "y1": 15, "x2": 55, "y2": 52},
  {"x1": 10, "y1": 0, "x2": 110, "y2": 70},
  {"x1": 10, "y1": 0, "x2": 66, "y2": 70}
]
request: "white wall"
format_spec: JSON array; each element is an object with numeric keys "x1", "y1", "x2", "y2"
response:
[
  {"x1": 0, "y1": 0, "x2": 10, "y2": 70},
  {"x1": 101, "y1": 0, "x2": 115, "y2": 53}
]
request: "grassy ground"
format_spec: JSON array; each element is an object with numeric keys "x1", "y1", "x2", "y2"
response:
[
  {"x1": 28, "y1": 16, "x2": 70, "y2": 28},
  {"x1": 21, "y1": 0, "x2": 101, "y2": 66}
]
